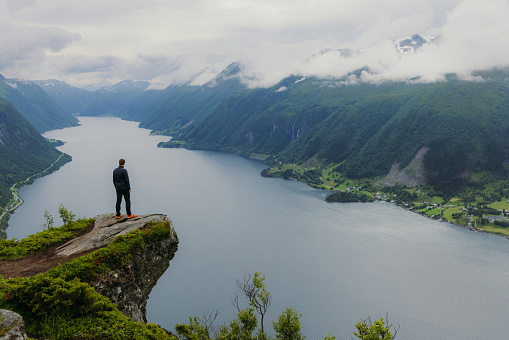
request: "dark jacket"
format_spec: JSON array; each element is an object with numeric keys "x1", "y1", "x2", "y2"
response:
[{"x1": 113, "y1": 166, "x2": 131, "y2": 191}]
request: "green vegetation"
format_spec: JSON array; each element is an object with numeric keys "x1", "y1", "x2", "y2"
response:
[
  {"x1": 153, "y1": 70, "x2": 509, "y2": 198},
  {"x1": 0, "y1": 98, "x2": 72, "y2": 238},
  {"x1": 326, "y1": 191, "x2": 374, "y2": 203},
  {"x1": 1, "y1": 215, "x2": 396, "y2": 339},
  {"x1": 47, "y1": 138, "x2": 65, "y2": 146},
  {"x1": 0, "y1": 218, "x2": 91, "y2": 260},
  {"x1": 58, "y1": 203, "x2": 76, "y2": 226},
  {"x1": 262, "y1": 161, "x2": 509, "y2": 238},
  {"x1": 174, "y1": 272, "x2": 396, "y2": 340},
  {"x1": 0, "y1": 75, "x2": 78, "y2": 133},
  {"x1": 353, "y1": 317, "x2": 398, "y2": 340},
  {"x1": 122, "y1": 63, "x2": 247, "y2": 134},
  {"x1": 0, "y1": 217, "x2": 176, "y2": 339}
]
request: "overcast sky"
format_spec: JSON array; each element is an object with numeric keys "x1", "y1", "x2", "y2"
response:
[{"x1": 1, "y1": 0, "x2": 508, "y2": 88}]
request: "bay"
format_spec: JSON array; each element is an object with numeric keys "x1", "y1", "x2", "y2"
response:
[{"x1": 7, "y1": 117, "x2": 509, "y2": 339}]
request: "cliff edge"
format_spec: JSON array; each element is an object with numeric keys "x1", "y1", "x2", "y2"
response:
[
  {"x1": 0, "y1": 213, "x2": 179, "y2": 339},
  {"x1": 55, "y1": 213, "x2": 179, "y2": 322}
]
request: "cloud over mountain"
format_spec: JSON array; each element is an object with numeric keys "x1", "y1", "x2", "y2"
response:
[{"x1": 0, "y1": 0, "x2": 507, "y2": 88}]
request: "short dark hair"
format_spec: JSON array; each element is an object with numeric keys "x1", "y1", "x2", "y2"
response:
[{"x1": 119, "y1": 158, "x2": 125, "y2": 166}]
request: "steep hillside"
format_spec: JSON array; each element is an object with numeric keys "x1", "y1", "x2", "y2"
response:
[
  {"x1": 122, "y1": 62, "x2": 247, "y2": 133},
  {"x1": 171, "y1": 71, "x2": 509, "y2": 191},
  {"x1": 0, "y1": 75, "x2": 78, "y2": 133},
  {"x1": 81, "y1": 80, "x2": 150, "y2": 116},
  {"x1": 34, "y1": 79, "x2": 95, "y2": 115},
  {"x1": 0, "y1": 99, "x2": 68, "y2": 234}
]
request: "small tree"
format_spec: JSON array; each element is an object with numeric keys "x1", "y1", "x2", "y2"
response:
[
  {"x1": 353, "y1": 316, "x2": 398, "y2": 340},
  {"x1": 272, "y1": 307, "x2": 304, "y2": 340},
  {"x1": 217, "y1": 308, "x2": 258, "y2": 340},
  {"x1": 175, "y1": 317, "x2": 210, "y2": 340},
  {"x1": 233, "y1": 272, "x2": 272, "y2": 337},
  {"x1": 58, "y1": 204, "x2": 76, "y2": 226},
  {"x1": 42, "y1": 210, "x2": 54, "y2": 229}
]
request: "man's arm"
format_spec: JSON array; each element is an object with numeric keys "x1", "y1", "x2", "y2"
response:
[{"x1": 124, "y1": 169, "x2": 131, "y2": 191}]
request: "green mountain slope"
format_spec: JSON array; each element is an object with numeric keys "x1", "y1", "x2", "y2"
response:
[
  {"x1": 174, "y1": 72, "x2": 509, "y2": 191},
  {"x1": 122, "y1": 62, "x2": 247, "y2": 133},
  {"x1": 0, "y1": 99, "x2": 67, "y2": 223},
  {"x1": 34, "y1": 79, "x2": 95, "y2": 115},
  {"x1": 0, "y1": 75, "x2": 79, "y2": 133},
  {"x1": 81, "y1": 80, "x2": 150, "y2": 116}
]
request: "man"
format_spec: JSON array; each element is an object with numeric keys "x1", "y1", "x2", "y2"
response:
[{"x1": 113, "y1": 158, "x2": 136, "y2": 219}]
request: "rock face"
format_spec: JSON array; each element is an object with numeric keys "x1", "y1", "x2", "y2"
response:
[
  {"x1": 374, "y1": 146, "x2": 429, "y2": 187},
  {"x1": 56, "y1": 213, "x2": 170, "y2": 256},
  {"x1": 57, "y1": 213, "x2": 179, "y2": 323},
  {"x1": 0, "y1": 309, "x2": 27, "y2": 340}
]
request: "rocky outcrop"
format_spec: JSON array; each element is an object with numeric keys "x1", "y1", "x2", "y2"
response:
[
  {"x1": 56, "y1": 213, "x2": 170, "y2": 256},
  {"x1": 57, "y1": 213, "x2": 179, "y2": 323},
  {"x1": 375, "y1": 146, "x2": 429, "y2": 187},
  {"x1": 0, "y1": 309, "x2": 27, "y2": 340}
]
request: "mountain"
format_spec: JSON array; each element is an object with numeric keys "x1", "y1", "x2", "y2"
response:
[
  {"x1": 393, "y1": 34, "x2": 439, "y2": 54},
  {"x1": 80, "y1": 80, "x2": 150, "y2": 116},
  {"x1": 34, "y1": 79, "x2": 95, "y2": 115},
  {"x1": 169, "y1": 70, "x2": 509, "y2": 191},
  {"x1": 315, "y1": 34, "x2": 439, "y2": 59},
  {"x1": 0, "y1": 75, "x2": 79, "y2": 133},
  {"x1": 121, "y1": 62, "x2": 247, "y2": 133},
  {"x1": 0, "y1": 98, "x2": 67, "y2": 227}
]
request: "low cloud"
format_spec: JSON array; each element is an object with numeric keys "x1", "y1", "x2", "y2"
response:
[
  {"x1": 0, "y1": 22, "x2": 80, "y2": 75},
  {"x1": 258, "y1": 0, "x2": 509, "y2": 86},
  {"x1": 1, "y1": 0, "x2": 507, "y2": 89}
]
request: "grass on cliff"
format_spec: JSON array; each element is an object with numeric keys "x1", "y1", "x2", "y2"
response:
[
  {"x1": 0, "y1": 218, "x2": 175, "y2": 340},
  {"x1": 0, "y1": 218, "x2": 93, "y2": 260}
]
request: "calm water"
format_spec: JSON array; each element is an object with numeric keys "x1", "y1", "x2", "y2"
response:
[{"x1": 7, "y1": 117, "x2": 509, "y2": 339}]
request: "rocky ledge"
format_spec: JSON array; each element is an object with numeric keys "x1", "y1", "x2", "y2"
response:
[
  {"x1": 1, "y1": 213, "x2": 178, "y2": 327},
  {"x1": 85, "y1": 214, "x2": 179, "y2": 323},
  {"x1": 64, "y1": 213, "x2": 179, "y2": 323}
]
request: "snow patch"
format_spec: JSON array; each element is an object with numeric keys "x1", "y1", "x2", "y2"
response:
[{"x1": 5, "y1": 82, "x2": 17, "y2": 89}]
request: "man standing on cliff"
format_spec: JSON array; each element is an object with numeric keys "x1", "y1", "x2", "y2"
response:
[{"x1": 113, "y1": 158, "x2": 136, "y2": 219}]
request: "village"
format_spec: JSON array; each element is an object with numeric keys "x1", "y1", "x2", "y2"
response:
[{"x1": 262, "y1": 161, "x2": 509, "y2": 239}]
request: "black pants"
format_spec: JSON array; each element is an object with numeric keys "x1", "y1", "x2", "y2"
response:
[{"x1": 116, "y1": 190, "x2": 131, "y2": 216}]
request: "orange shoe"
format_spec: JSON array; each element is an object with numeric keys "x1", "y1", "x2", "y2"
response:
[
  {"x1": 128, "y1": 214, "x2": 137, "y2": 219},
  {"x1": 116, "y1": 214, "x2": 123, "y2": 219}
]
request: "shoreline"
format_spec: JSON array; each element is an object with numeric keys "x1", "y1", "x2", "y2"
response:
[
  {"x1": 0, "y1": 153, "x2": 71, "y2": 237},
  {"x1": 158, "y1": 142, "x2": 509, "y2": 241},
  {"x1": 268, "y1": 173, "x2": 509, "y2": 241}
]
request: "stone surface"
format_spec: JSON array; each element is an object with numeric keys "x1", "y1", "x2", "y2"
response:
[
  {"x1": 93, "y1": 234, "x2": 178, "y2": 323},
  {"x1": 56, "y1": 213, "x2": 179, "y2": 322},
  {"x1": 55, "y1": 213, "x2": 168, "y2": 256},
  {"x1": 375, "y1": 146, "x2": 429, "y2": 187},
  {"x1": 0, "y1": 309, "x2": 27, "y2": 340}
]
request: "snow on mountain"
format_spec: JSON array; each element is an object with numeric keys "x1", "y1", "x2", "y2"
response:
[
  {"x1": 316, "y1": 34, "x2": 440, "y2": 59},
  {"x1": 393, "y1": 34, "x2": 440, "y2": 54}
]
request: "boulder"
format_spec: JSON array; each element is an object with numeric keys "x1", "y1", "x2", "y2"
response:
[{"x1": 0, "y1": 309, "x2": 27, "y2": 340}]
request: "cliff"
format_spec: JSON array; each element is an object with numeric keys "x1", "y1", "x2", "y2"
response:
[
  {"x1": 0, "y1": 213, "x2": 179, "y2": 339},
  {"x1": 56, "y1": 213, "x2": 179, "y2": 323}
]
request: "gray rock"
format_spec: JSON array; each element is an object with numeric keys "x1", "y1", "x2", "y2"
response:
[
  {"x1": 53, "y1": 213, "x2": 179, "y2": 323},
  {"x1": 93, "y1": 234, "x2": 178, "y2": 322},
  {"x1": 0, "y1": 309, "x2": 27, "y2": 340},
  {"x1": 55, "y1": 213, "x2": 168, "y2": 256}
]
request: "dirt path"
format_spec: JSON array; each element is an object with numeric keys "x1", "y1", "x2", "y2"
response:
[{"x1": 0, "y1": 222, "x2": 96, "y2": 279}]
